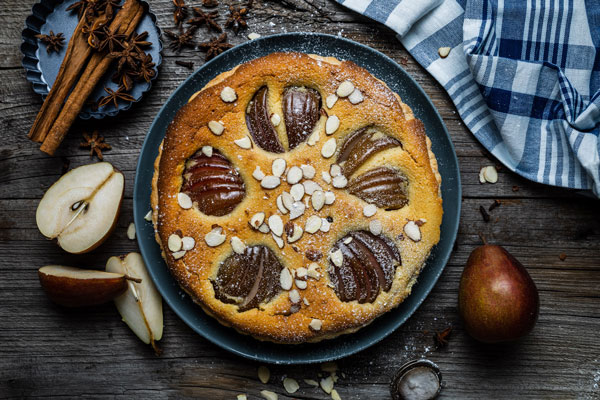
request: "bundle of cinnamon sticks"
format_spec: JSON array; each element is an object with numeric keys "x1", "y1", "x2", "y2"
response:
[{"x1": 28, "y1": 0, "x2": 144, "y2": 155}]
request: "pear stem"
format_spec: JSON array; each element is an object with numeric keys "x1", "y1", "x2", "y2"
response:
[
  {"x1": 478, "y1": 232, "x2": 488, "y2": 245},
  {"x1": 124, "y1": 275, "x2": 142, "y2": 283}
]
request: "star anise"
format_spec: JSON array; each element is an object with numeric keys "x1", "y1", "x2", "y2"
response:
[
  {"x1": 173, "y1": 0, "x2": 188, "y2": 26},
  {"x1": 89, "y1": 25, "x2": 126, "y2": 53},
  {"x1": 80, "y1": 131, "x2": 111, "y2": 160},
  {"x1": 67, "y1": 0, "x2": 106, "y2": 22},
  {"x1": 108, "y1": 41, "x2": 141, "y2": 74},
  {"x1": 98, "y1": 85, "x2": 136, "y2": 108},
  {"x1": 36, "y1": 31, "x2": 65, "y2": 54},
  {"x1": 134, "y1": 53, "x2": 156, "y2": 83},
  {"x1": 164, "y1": 26, "x2": 197, "y2": 52},
  {"x1": 112, "y1": 68, "x2": 137, "y2": 91},
  {"x1": 225, "y1": 4, "x2": 250, "y2": 34},
  {"x1": 126, "y1": 31, "x2": 152, "y2": 53},
  {"x1": 202, "y1": 0, "x2": 219, "y2": 7},
  {"x1": 433, "y1": 326, "x2": 452, "y2": 348},
  {"x1": 188, "y1": 8, "x2": 222, "y2": 32},
  {"x1": 198, "y1": 33, "x2": 233, "y2": 60}
]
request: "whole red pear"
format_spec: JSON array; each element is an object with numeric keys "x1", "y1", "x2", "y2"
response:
[{"x1": 459, "y1": 245, "x2": 539, "y2": 343}]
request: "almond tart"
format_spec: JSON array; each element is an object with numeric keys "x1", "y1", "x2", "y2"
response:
[{"x1": 151, "y1": 52, "x2": 443, "y2": 344}]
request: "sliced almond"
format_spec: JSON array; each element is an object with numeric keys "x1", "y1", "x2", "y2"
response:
[
  {"x1": 307, "y1": 263, "x2": 320, "y2": 279},
  {"x1": 172, "y1": 250, "x2": 186, "y2": 260},
  {"x1": 311, "y1": 190, "x2": 325, "y2": 211},
  {"x1": 336, "y1": 80, "x2": 354, "y2": 97},
  {"x1": 268, "y1": 215, "x2": 284, "y2": 237},
  {"x1": 144, "y1": 210, "x2": 152, "y2": 222},
  {"x1": 281, "y1": 191, "x2": 294, "y2": 211},
  {"x1": 181, "y1": 236, "x2": 195, "y2": 251},
  {"x1": 295, "y1": 279, "x2": 307, "y2": 290},
  {"x1": 325, "y1": 115, "x2": 340, "y2": 135},
  {"x1": 310, "y1": 318, "x2": 323, "y2": 331},
  {"x1": 304, "y1": 379, "x2": 319, "y2": 387},
  {"x1": 270, "y1": 113, "x2": 281, "y2": 126},
  {"x1": 261, "y1": 175, "x2": 281, "y2": 189},
  {"x1": 296, "y1": 267, "x2": 308, "y2": 278},
  {"x1": 168, "y1": 234, "x2": 182, "y2": 252},
  {"x1": 320, "y1": 218, "x2": 331, "y2": 232},
  {"x1": 369, "y1": 219, "x2": 382, "y2": 235},
  {"x1": 301, "y1": 164, "x2": 316, "y2": 179},
  {"x1": 330, "y1": 164, "x2": 341, "y2": 177},
  {"x1": 289, "y1": 289, "x2": 301, "y2": 303},
  {"x1": 331, "y1": 389, "x2": 342, "y2": 400},
  {"x1": 250, "y1": 212, "x2": 265, "y2": 229},
  {"x1": 258, "y1": 366, "x2": 270, "y2": 383},
  {"x1": 247, "y1": 32, "x2": 261, "y2": 40},
  {"x1": 330, "y1": 249, "x2": 343, "y2": 267},
  {"x1": 220, "y1": 86, "x2": 237, "y2": 102},
  {"x1": 231, "y1": 236, "x2": 246, "y2": 254},
  {"x1": 438, "y1": 46, "x2": 451, "y2": 58},
  {"x1": 272, "y1": 158, "x2": 286, "y2": 177},
  {"x1": 253, "y1": 166, "x2": 266, "y2": 181},
  {"x1": 320, "y1": 376, "x2": 333, "y2": 394},
  {"x1": 287, "y1": 224, "x2": 303, "y2": 243},
  {"x1": 258, "y1": 223, "x2": 270, "y2": 233},
  {"x1": 303, "y1": 298, "x2": 310, "y2": 305},
  {"x1": 283, "y1": 377, "x2": 299, "y2": 394},
  {"x1": 343, "y1": 237, "x2": 353, "y2": 244},
  {"x1": 287, "y1": 166, "x2": 303, "y2": 184},
  {"x1": 363, "y1": 204, "x2": 377, "y2": 217},
  {"x1": 177, "y1": 192, "x2": 193, "y2": 209},
  {"x1": 272, "y1": 233, "x2": 284, "y2": 248},
  {"x1": 303, "y1": 180, "x2": 322, "y2": 195},
  {"x1": 234, "y1": 136, "x2": 252, "y2": 149},
  {"x1": 307, "y1": 130, "x2": 320, "y2": 146},
  {"x1": 127, "y1": 222, "x2": 136, "y2": 240},
  {"x1": 321, "y1": 138, "x2": 337, "y2": 158},
  {"x1": 205, "y1": 227, "x2": 226, "y2": 247},
  {"x1": 305, "y1": 215, "x2": 322, "y2": 233},
  {"x1": 276, "y1": 195, "x2": 288, "y2": 215},
  {"x1": 280, "y1": 268, "x2": 293, "y2": 290},
  {"x1": 290, "y1": 183, "x2": 305, "y2": 201},
  {"x1": 348, "y1": 88, "x2": 364, "y2": 104},
  {"x1": 289, "y1": 201, "x2": 306, "y2": 220},
  {"x1": 324, "y1": 191, "x2": 335, "y2": 205},
  {"x1": 237, "y1": 395, "x2": 248, "y2": 400},
  {"x1": 201, "y1": 145, "x2": 213, "y2": 157},
  {"x1": 325, "y1": 94, "x2": 338, "y2": 109},
  {"x1": 322, "y1": 171, "x2": 332, "y2": 184},
  {"x1": 332, "y1": 175, "x2": 347, "y2": 188},
  {"x1": 208, "y1": 120, "x2": 224, "y2": 136},
  {"x1": 482, "y1": 165, "x2": 498, "y2": 183},
  {"x1": 404, "y1": 220, "x2": 421, "y2": 242},
  {"x1": 260, "y1": 391, "x2": 278, "y2": 400}
]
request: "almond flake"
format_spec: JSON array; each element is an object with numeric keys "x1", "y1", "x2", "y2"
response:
[
  {"x1": 234, "y1": 136, "x2": 252, "y2": 149},
  {"x1": 307, "y1": 130, "x2": 320, "y2": 146},
  {"x1": 172, "y1": 250, "x2": 186, "y2": 260},
  {"x1": 305, "y1": 215, "x2": 322, "y2": 233},
  {"x1": 237, "y1": 395, "x2": 248, "y2": 400},
  {"x1": 324, "y1": 191, "x2": 335, "y2": 204},
  {"x1": 261, "y1": 175, "x2": 281, "y2": 189},
  {"x1": 331, "y1": 389, "x2": 342, "y2": 400},
  {"x1": 320, "y1": 218, "x2": 331, "y2": 232},
  {"x1": 404, "y1": 220, "x2": 422, "y2": 242},
  {"x1": 311, "y1": 190, "x2": 325, "y2": 211},
  {"x1": 181, "y1": 236, "x2": 195, "y2": 251},
  {"x1": 258, "y1": 223, "x2": 270, "y2": 233},
  {"x1": 288, "y1": 289, "x2": 301, "y2": 303},
  {"x1": 280, "y1": 268, "x2": 293, "y2": 290},
  {"x1": 330, "y1": 164, "x2": 341, "y2": 177},
  {"x1": 348, "y1": 88, "x2": 364, "y2": 104},
  {"x1": 322, "y1": 171, "x2": 332, "y2": 184},
  {"x1": 231, "y1": 236, "x2": 246, "y2": 254},
  {"x1": 307, "y1": 263, "x2": 320, "y2": 279},
  {"x1": 126, "y1": 222, "x2": 136, "y2": 240},
  {"x1": 326, "y1": 94, "x2": 338, "y2": 109},
  {"x1": 168, "y1": 234, "x2": 182, "y2": 252},
  {"x1": 276, "y1": 195, "x2": 287, "y2": 214},
  {"x1": 201, "y1": 145, "x2": 213, "y2": 157},
  {"x1": 438, "y1": 46, "x2": 451, "y2": 58},
  {"x1": 272, "y1": 233, "x2": 284, "y2": 248},
  {"x1": 363, "y1": 204, "x2": 377, "y2": 217},
  {"x1": 281, "y1": 191, "x2": 294, "y2": 211},
  {"x1": 321, "y1": 138, "x2": 337, "y2": 158},
  {"x1": 268, "y1": 215, "x2": 284, "y2": 237},
  {"x1": 336, "y1": 80, "x2": 354, "y2": 97},
  {"x1": 369, "y1": 219, "x2": 383, "y2": 235},
  {"x1": 482, "y1": 165, "x2": 498, "y2": 183},
  {"x1": 258, "y1": 366, "x2": 270, "y2": 383},
  {"x1": 295, "y1": 279, "x2": 307, "y2": 290},
  {"x1": 330, "y1": 249, "x2": 343, "y2": 267},
  {"x1": 310, "y1": 318, "x2": 323, "y2": 331},
  {"x1": 332, "y1": 175, "x2": 347, "y2": 188},
  {"x1": 260, "y1": 390, "x2": 277, "y2": 400},
  {"x1": 304, "y1": 379, "x2": 319, "y2": 387},
  {"x1": 320, "y1": 376, "x2": 333, "y2": 394},
  {"x1": 303, "y1": 180, "x2": 322, "y2": 195},
  {"x1": 287, "y1": 166, "x2": 303, "y2": 184},
  {"x1": 220, "y1": 86, "x2": 237, "y2": 102},
  {"x1": 343, "y1": 237, "x2": 353, "y2": 244},
  {"x1": 301, "y1": 164, "x2": 316, "y2": 179},
  {"x1": 250, "y1": 212, "x2": 265, "y2": 229},
  {"x1": 290, "y1": 183, "x2": 305, "y2": 201},
  {"x1": 253, "y1": 166, "x2": 265, "y2": 181},
  {"x1": 144, "y1": 210, "x2": 153, "y2": 222},
  {"x1": 270, "y1": 113, "x2": 281, "y2": 126},
  {"x1": 247, "y1": 32, "x2": 261, "y2": 40},
  {"x1": 177, "y1": 192, "x2": 193, "y2": 209},
  {"x1": 325, "y1": 115, "x2": 340, "y2": 135},
  {"x1": 304, "y1": 298, "x2": 310, "y2": 305},
  {"x1": 205, "y1": 227, "x2": 226, "y2": 247},
  {"x1": 272, "y1": 158, "x2": 286, "y2": 177},
  {"x1": 296, "y1": 267, "x2": 308, "y2": 278},
  {"x1": 479, "y1": 167, "x2": 486, "y2": 183},
  {"x1": 287, "y1": 224, "x2": 303, "y2": 243},
  {"x1": 289, "y1": 201, "x2": 306, "y2": 219},
  {"x1": 208, "y1": 120, "x2": 224, "y2": 135}
]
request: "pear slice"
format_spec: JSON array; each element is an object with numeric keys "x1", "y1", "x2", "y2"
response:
[
  {"x1": 36, "y1": 162, "x2": 125, "y2": 254},
  {"x1": 106, "y1": 253, "x2": 163, "y2": 352},
  {"x1": 38, "y1": 265, "x2": 138, "y2": 307}
]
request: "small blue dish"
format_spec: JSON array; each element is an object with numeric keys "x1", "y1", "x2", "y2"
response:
[
  {"x1": 21, "y1": 0, "x2": 162, "y2": 120},
  {"x1": 134, "y1": 33, "x2": 461, "y2": 365}
]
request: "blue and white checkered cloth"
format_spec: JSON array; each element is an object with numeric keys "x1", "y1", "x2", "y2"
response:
[{"x1": 337, "y1": 0, "x2": 600, "y2": 196}]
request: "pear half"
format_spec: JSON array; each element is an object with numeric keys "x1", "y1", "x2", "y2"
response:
[
  {"x1": 106, "y1": 253, "x2": 163, "y2": 352},
  {"x1": 36, "y1": 162, "x2": 124, "y2": 254},
  {"x1": 38, "y1": 265, "x2": 133, "y2": 307}
]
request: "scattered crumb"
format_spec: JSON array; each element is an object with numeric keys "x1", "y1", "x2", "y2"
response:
[{"x1": 559, "y1": 253, "x2": 567, "y2": 261}]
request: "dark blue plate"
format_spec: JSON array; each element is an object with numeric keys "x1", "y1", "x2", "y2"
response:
[
  {"x1": 21, "y1": 0, "x2": 162, "y2": 119},
  {"x1": 134, "y1": 33, "x2": 461, "y2": 365}
]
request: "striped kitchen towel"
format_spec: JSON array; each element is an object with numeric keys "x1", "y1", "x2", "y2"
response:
[{"x1": 337, "y1": 0, "x2": 600, "y2": 196}]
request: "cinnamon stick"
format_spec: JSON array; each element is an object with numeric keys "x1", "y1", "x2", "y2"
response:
[
  {"x1": 40, "y1": 0, "x2": 144, "y2": 155},
  {"x1": 28, "y1": 12, "x2": 97, "y2": 142}
]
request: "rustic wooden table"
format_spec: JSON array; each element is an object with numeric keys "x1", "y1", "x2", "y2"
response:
[{"x1": 1, "y1": 1, "x2": 599, "y2": 399}]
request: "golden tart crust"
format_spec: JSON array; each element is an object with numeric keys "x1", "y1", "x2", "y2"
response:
[{"x1": 152, "y1": 52, "x2": 443, "y2": 343}]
